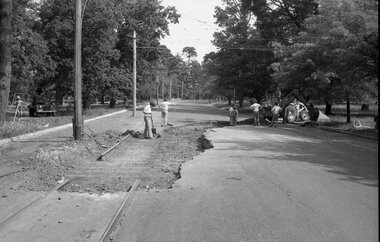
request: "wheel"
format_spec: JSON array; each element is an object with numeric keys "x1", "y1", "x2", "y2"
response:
[
  {"x1": 300, "y1": 110, "x2": 310, "y2": 121},
  {"x1": 286, "y1": 106, "x2": 296, "y2": 123},
  {"x1": 29, "y1": 108, "x2": 35, "y2": 117}
]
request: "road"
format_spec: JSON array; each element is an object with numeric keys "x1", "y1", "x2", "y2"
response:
[
  {"x1": 0, "y1": 100, "x2": 377, "y2": 241},
  {"x1": 115, "y1": 104, "x2": 378, "y2": 242}
]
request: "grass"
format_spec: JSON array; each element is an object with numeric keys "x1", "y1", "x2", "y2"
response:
[
  {"x1": 323, "y1": 116, "x2": 376, "y2": 129},
  {"x1": 0, "y1": 107, "x2": 127, "y2": 139}
]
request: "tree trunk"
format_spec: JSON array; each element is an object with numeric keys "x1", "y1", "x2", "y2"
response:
[
  {"x1": 227, "y1": 96, "x2": 231, "y2": 106},
  {"x1": 346, "y1": 97, "x2": 351, "y2": 123},
  {"x1": 325, "y1": 101, "x2": 332, "y2": 115},
  {"x1": 0, "y1": 0, "x2": 12, "y2": 123}
]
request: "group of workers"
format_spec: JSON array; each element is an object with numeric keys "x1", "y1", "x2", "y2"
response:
[
  {"x1": 143, "y1": 99, "x2": 171, "y2": 139},
  {"x1": 142, "y1": 97, "x2": 296, "y2": 139},
  {"x1": 229, "y1": 99, "x2": 283, "y2": 128}
]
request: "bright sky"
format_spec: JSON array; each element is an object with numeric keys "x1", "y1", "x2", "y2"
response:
[{"x1": 160, "y1": 0, "x2": 224, "y2": 63}]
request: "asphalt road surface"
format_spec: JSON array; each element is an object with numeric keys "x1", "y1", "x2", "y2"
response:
[{"x1": 114, "y1": 102, "x2": 378, "y2": 242}]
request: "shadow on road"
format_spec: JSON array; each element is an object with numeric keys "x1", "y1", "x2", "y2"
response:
[{"x1": 213, "y1": 125, "x2": 378, "y2": 188}]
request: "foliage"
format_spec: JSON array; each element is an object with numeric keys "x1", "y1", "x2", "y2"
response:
[
  {"x1": 0, "y1": 0, "x2": 12, "y2": 123},
  {"x1": 11, "y1": 0, "x2": 55, "y2": 97},
  {"x1": 203, "y1": 0, "x2": 274, "y2": 103},
  {"x1": 241, "y1": 0, "x2": 318, "y2": 44},
  {"x1": 270, "y1": 0, "x2": 378, "y2": 104},
  {"x1": 36, "y1": 0, "x2": 180, "y2": 107},
  {"x1": 182, "y1": 46, "x2": 197, "y2": 62},
  {"x1": 115, "y1": 0, "x2": 180, "y2": 101}
]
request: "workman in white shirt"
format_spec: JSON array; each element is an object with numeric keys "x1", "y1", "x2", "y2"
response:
[
  {"x1": 143, "y1": 101, "x2": 155, "y2": 139},
  {"x1": 250, "y1": 98, "x2": 262, "y2": 126},
  {"x1": 159, "y1": 99, "x2": 171, "y2": 126}
]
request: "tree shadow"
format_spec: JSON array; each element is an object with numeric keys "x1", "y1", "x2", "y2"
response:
[{"x1": 211, "y1": 125, "x2": 378, "y2": 187}]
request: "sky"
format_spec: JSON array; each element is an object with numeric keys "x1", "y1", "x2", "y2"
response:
[{"x1": 160, "y1": 0, "x2": 224, "y2": 63}]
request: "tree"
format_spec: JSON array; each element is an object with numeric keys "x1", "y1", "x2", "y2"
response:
[
  {"x1": 242, "y1": 0, "x2": 318, "y2": 44},
  {"x1": 0, "y1": 0, "x2": 12, "y2": 123},
  {"x1": 39, "y1": 0, "x2": 124, "y2": 108},
  {"x1": 270, "y1": 0, "x2": 378, "y2": 122},
  {"x1": 182, "y1": 46, "x2": 197, "y2": 63},
  {"x1": 204, "y1": 0, "x2": 274, "y2": 105},
  {"x1": 115, "y1": 0, "x2": 179, "y2": 102},
  {"x1": 11, "y1": 0, "x2": 55, "y2": 98}
]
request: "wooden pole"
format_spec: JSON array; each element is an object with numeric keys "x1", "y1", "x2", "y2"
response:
[
  {"x1": 162, "y1": 75, "x2": 164, "y2": 100},
  {"x1": 169, "y1": 76, "x2": 172, "y2": 100},
  {"x1": 181, "y1": 81, "x2": 184, "y2": 99},
  {"x1": 156, "y1": 73, "x2": 159, "y2": 105},
  {"x1": 132, "y1": 30, "x2": 136, "y2": 116},
  {"x1": 73, "y1": 0, "x2": 83, "y2": 140}
]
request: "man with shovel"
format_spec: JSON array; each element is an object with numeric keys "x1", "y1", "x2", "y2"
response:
[{"x1": 143, "y1": 101, "x2": 156, "y2": 139}]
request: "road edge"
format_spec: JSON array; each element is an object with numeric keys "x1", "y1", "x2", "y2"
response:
[{"x1": 0, "y1": 109, "x2": 128, "y2": 147}]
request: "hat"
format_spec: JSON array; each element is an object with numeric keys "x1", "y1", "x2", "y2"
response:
[{"x1": 16, "y1": 96, "x2": 20, "y2": 99}]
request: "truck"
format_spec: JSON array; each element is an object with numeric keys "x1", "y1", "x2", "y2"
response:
[
  {"x1": 260, "y1": 89, "x2": 319, "y2": 124},
  {"x1": 28, "y1": 94, "x2": 56, "y2": 117},
  {"x1": 280, "y1": 89, "x2": 319, "y2": 123}
]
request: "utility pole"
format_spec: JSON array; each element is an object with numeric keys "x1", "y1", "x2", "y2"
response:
[
  {"x1": 181, "y1": 81, "x2": 184, "y2": 99},
  {"x1": 132, "y1": 30, "x2": 136, "y2": 116},
  {"x1": 73, "y1": 0, "x2": 83, "y2": 140},
  {"x1": 169, "y1": 76, "x2": 172, "y2": 100},
  {"x1": 156, "y1": 73, "x2": 159, "y2": 105},
  {"x1": 233, "y1": 87, "x2": 236, "y2": 103},
  {"x1": 162, "y1": 75, "x2": 165, "y2": 100}
]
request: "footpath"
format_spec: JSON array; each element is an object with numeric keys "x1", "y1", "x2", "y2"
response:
[{"x1": 0, "y1": 108, "x2": 152, "y2": 242}]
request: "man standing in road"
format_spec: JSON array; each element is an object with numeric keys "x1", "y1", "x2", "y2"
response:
[
  {"x1": 159, "y1": 99, "x2": 171, "y2": 126},
  {"x1": 250, "y1": 98, "x2": 262, "y2": 126},
  {"x1": 143, "y1": 101, "x2": 156, "y2": 139},
  {"x1": 270, "y1": 102, "x2": 282, "y2": 128}
]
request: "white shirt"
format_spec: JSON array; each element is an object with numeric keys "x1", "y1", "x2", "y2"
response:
[
  {"x1": 160, "y1": 101, "x2": 171, "y2": 111},
  {"x1": 143, "y1": 104, "x2": 151, "y2": 115},
  {"x1": 271, "y1": 106, "x2": 282, "y2": 115},
  {"x1": 250, "y1": 103, "x2": 261, "y2": 112}
]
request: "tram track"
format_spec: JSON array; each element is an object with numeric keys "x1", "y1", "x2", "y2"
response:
[
  {"x1": 0, "y1": 178, "x2": 140, "y2": 242},
  {"x1": 0, "y1": 179, "x2": 71, "y2": 229},
  {"x1": 0, "y1": 168, "x2": 30, "y2": 179}
]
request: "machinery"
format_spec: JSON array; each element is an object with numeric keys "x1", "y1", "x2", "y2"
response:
[
  {"x1": 28, "y1": 93, "x2": 56, "y2": 117},
  {"x1": 279, "y1": 89, "x2": 319, "y2": 123}
]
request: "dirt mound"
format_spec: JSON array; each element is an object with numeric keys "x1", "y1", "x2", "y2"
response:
[{"x1": 1, "y1": 122, "x2": 222, "y2": 194}]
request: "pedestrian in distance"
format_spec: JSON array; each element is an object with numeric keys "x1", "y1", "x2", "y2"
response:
[
  {"x1": 14, "y1": 96, "x2": 24, "y2": 120},
  {"x1": 228, "y1": 104, "x2": 234, "y2": 125},
  {"x1": 230, "y1": 106, "x2": 238, "y2": 126},
  {"x1": 143, "y1": 101, "x2": 156, "y2": 139},
  {"x1": 159, "y1": 98, "x2": 171, "y2": 126},
  {"x1": 270, "y1": 102, "x2": 282, "y2": 128},
  {"x1": 250, "y1": 98, "x2": 262, "y2": 126}
]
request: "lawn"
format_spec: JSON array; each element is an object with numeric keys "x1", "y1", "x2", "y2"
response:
[{"x1": 0, "y1": 107, "x2": 127, "y2": 139}]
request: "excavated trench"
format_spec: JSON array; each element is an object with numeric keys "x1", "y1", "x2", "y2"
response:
[{"x1": 1, "y1": 121, "x2": 226, "y2": 194}]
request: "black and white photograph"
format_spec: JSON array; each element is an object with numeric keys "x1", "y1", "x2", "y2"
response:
[{"x1": 0, "y1": 0, "x2": 378, "y2": 241}]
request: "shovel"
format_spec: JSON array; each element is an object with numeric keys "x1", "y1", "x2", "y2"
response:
[{"x1": 151, "y1": 117, "x2": 157, "y2": 135}]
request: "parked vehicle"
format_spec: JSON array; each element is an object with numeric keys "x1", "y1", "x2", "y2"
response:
[
  {"x1": 280, "y1": 89, "x2": 319, "y2": 123},
  {"x1": 28, "y1": 95, "x2": 56, "y2": 117}
]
